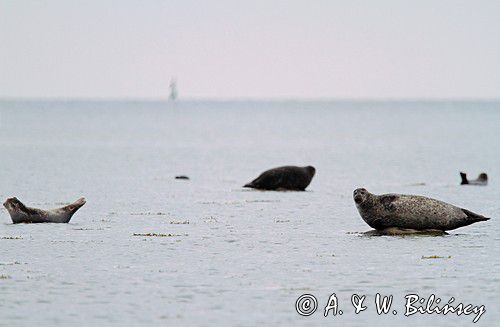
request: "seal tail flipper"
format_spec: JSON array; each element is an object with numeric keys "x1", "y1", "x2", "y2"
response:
[
  {"x1": 461, "y1": 208, "x2": 490, "y2": 223},
  {"x1": 243, "y1": 182, "x2": 255, "y2": 188},
  {"x1": 460, "y1": 172, "x2": 468, "y2": 185},
  {"x1": 65, "y1": 197, "x2": 86, "y2": 213}
]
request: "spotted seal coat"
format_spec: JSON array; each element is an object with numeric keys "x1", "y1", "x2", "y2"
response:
[
  {"x1": 244, "y1": 166, "x2": 316, "y2": 191},
  {"x1": 353, "y1": 188, "x2": 489, "y2": 231},
  {"x1": 3, "y1": 197, "x2": 86, "y2": 224}
]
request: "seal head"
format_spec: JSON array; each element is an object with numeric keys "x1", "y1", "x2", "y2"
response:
[
  {"x1": 3, "y1": 197, "x2": 24, "y2": 214},
  {"x1": 353, "y1": 188, "x2": 369, "y2": 205},
  {"x1": 305, "y1": 166, "x2": 316, "y2": 178}
]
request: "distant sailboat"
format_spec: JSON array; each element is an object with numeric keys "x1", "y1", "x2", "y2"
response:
[{"x1": 169, "y1": 79, "x2": 178, "y2": 101}]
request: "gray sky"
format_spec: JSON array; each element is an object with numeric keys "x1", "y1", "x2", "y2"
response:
[{"x1": 1, "y1": 0, "x2": 499, "y2": 99}]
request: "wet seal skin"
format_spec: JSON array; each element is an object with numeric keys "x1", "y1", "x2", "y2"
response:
[
  {"x1": 353, "y1": 188, "x2": 490, "y2": 232},
  {"x1": 244, "y1": 166, "x2": 316, "y2": 191},
  {"x1": 3, "y1": 197, "x2": 86, "y2": 224},
  {"x1": 460, "y1": 172, "x2": 488, "y2": 185}
]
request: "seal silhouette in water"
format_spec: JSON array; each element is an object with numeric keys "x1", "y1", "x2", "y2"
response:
[
  {"x1": 460, "y1": 172, "x2": 488, "y2": 186},
  {"x1": 3, "y1": 197, "x2": 86, "y2": 224},
  {"x1": 353, "y1": 188, "x2": 489, "y2": 232},
  {"x1": 244, "y1": 166, "x2": 316, "y2": 191}
]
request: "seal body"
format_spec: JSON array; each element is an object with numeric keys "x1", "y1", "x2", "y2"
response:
[
  {"x1": 353, "y1": 188, "x2": 489, "y2": 231},
  {"x1": 460, "y1": 172, "x2": 488, "y2": 185},
  {"x1": 244, "y1": 166, "x2": 316, "y2": 191},
  {"x1": 3, "y1": 197, "x2": 86, "y2": 224}
]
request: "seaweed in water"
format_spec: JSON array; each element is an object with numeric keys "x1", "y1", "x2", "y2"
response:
[
  {"x1": 170, "y1": 221, "x2": 190, "y2": 224},
  {"x1": 132, "y1": 233, "x2": 188, "y2": 237},
  {"x1": 421, "y1": 255, "x2": 452, "y2": 259}
]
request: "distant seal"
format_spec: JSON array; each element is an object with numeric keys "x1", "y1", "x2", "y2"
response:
[
  {"x1": 460, "y1": 172, "x2": 488, "y2": 186},
  {"x1": 353, "y1": 188, "x2": 489, "y2": 231},
  {"x1": 244, "y1": 166, "x2": 316, "y2": 191},
  {"x1": 175, "y1": 175, "x2": 190, "y2": 180},
  {"x1": 3, "y1": 197, "x2": 86, "y2": 224}
]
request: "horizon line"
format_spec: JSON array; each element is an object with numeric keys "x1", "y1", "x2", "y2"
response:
[{"x1": 1, "y1": 96, "x2": 500, "y2": 103}]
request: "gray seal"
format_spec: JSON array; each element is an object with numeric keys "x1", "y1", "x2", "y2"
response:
[
  {"x1": 244, "y1": 166, "x2": 316, "y2": 191},
  {"x1": 353, "y1": 188, "x2": 489, "y2": 231},
  {"x1": 3, "y1": 197, "x2": 86, "y2": 224},
  {"x1": 460, "y1": 172, "x2": 488, "y2": 186}
]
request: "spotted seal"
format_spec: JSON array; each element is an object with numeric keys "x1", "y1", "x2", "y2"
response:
[
  {"x1": 3, "y1": 197, "x2": 86, "y2": 224},
  {"x1": 353, "y1": 188, "x2": 489, "y2": 231},
  {"x1": 460, "y1": 172, "x2": 488, "y2": 186},
  {"x1": 244, "y1": 166, "x2": 316, "y2": 191}
]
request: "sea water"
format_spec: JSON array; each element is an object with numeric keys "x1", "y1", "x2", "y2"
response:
[{"x1": 0, "y1": 100, "x2": 498, "y2": 326}]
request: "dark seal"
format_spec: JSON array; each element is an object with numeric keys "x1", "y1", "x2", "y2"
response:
[
  {"x1": 460, "y1": 172, "x2": 488, "y2": 186},
  {"x1": 353, "y1": 188, "x2": 489, "y2": 232},
  {"x1": 3, "y1": 197, "x2": 86, "y2": 224},
  {"x1": 244, "y1": 166, "x2": 316, "y2": 191}
]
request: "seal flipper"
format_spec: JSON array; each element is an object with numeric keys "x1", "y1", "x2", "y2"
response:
[
  {"x1": 461, "y1": 208, "x2": 489, "y2": 223},
  {"x1": 65, "y1": 197, "x2": 86, "y2": 214},
  {"x1": 460, "y1": 172, "x2": 469, "y2": 185}
]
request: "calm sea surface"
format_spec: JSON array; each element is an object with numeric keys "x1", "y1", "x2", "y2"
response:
[{"x1": 0, "y1": 100, "x2": 499, "y2": 326}]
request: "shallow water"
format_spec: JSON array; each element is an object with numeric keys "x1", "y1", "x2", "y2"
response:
[{"x1": 0, "y1": 100, "x2": 498, "y2": 326}]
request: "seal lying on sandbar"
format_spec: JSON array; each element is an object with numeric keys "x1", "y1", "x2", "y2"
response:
[
  {"x1": 460, "y1": 172, "x2": 488, "y2": 186},
  {"x1": 244, "y1": 166, "x2": 316, "y2": 191},
  {"x1": 353, "y1": 188, "x2": 489, "y2": 232},
  {"x1": 3, "y1": 197, "x2": 86, "y2": 224}
]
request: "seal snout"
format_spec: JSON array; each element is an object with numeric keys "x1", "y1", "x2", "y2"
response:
[{"x1": 353, "y1": 188, "x2": 368, "y2": 204}]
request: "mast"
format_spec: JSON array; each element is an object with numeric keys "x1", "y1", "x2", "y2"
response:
[{"x1": 169, "y1": 79, "x2": 178, "y2": 101}]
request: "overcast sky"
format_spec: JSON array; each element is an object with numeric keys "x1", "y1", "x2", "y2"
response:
[{"x1": 1, "y1": 0, "x2": 499, "y2": 99}]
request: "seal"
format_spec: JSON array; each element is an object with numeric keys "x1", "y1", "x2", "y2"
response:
[
  {"x1": 244, "y1": 166, "x2": 316, "y2": 191},
  {"x1": 353, "y1": 188, "x2": 489, "y2": 231},
  {"x1": 3, "y1": 197, "x2": 86, "y2": 224},
  {"x1": 460, "y1": 172, "x2": 488, "y2": 186}
]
